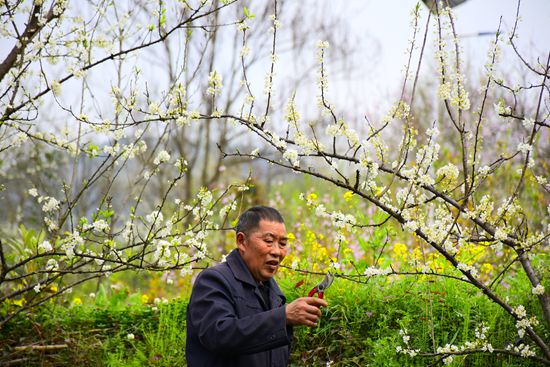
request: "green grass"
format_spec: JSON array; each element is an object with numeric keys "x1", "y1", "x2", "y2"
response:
[
  {"x1": 282, "y1": 273, "x2": 544, "y2": 366},
  {"x1": 0, "y1": 271, "x2": 545, "y2": 366}
]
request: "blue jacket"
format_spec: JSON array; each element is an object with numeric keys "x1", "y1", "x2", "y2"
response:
[{"x1": 186, "y1": 249, "x2": 292, "y2": 366}]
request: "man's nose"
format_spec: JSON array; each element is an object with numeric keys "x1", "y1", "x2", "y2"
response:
[{"x1": 270, "y1": 243, "x2": 283, "y2": 257}]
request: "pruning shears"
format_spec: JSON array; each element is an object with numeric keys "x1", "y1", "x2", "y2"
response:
[{"x1": 307, "y1": 272, "x2": 334, "y2": 299}]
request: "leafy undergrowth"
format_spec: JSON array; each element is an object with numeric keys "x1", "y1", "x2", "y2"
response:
[
  {"x1": 0, "y1": 287, "x2": 184, "y2": 367},
  {"x1": 1, "y1": 273, "x2": 546, "y2": 366},
  {"x1": 283, "y1": 274, "x2": 545, "y2": 366}
]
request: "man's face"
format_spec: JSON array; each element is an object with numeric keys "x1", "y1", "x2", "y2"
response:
[{"x1": 237, "y1": 220, "x2": 288, "y2": 282}]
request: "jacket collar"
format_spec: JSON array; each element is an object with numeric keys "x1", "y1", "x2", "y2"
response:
[{"x1": 226, "y1": 249, "x2": 285, "y2": 298}]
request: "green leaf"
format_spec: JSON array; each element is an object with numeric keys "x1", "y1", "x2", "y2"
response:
[
  {"x1": 159, "y1": 7, "x2": 166, "y2": 27},
  {"x1": 102, "y1": 209, "x2": 115, "y2": 219},
  {"x1": 79, "y1": 217, "x2": 89, "y2": 227},
  {"x1": 243, "y1": 6, "x2": 255, "y2": 19}
]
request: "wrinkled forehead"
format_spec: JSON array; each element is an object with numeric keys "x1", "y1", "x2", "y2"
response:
[{"x1": 250, "y1": 220, "x2": 287, "y2": 238}]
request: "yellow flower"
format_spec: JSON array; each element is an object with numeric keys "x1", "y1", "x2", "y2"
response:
[
  {"x1": 392, "y1": 243, "x2": 408, "y2": 260},
  {"x1": 287, "y1": 232, "x2": 296, "y2": 242},
  {"x1": 72, "y1": 297, "x2": 83, "y2": 306},
  {"x1": 141, "y1": 294, "x2": 150, "y2": 304},
  {"x1": 481, "y1": 263, "x2": 493, "y2": 274},
  {"x1": 306, "y1": 192, "x2": 318, "y2": 204},
  {"x1": 343, "y1": 191, "x2": 354, "y2": 202},
  {"x1": 411, "y1": 248, "x2": 422, "y2": 261}
]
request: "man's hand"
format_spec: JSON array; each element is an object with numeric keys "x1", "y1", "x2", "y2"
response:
[{"x1": 285, "y1": 297, "x2": 328, "y2": 327}]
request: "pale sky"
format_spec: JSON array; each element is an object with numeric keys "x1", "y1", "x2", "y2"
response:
[{"x1": 325, "y1": 0, "x2": 550, "y2": 114}]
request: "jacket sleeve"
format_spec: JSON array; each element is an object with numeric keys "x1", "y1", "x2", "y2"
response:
[{"x1": 188, "y1": 267, "x2": 291, "y2": 355}]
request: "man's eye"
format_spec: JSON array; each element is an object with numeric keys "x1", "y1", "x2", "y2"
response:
[{"x1": 279, "y1": 242, "x2": 287, "y2": 247}]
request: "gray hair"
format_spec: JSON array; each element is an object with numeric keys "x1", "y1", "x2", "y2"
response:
[{"x1": 235, "y1": 206, "x2": 284, "y2": 235}]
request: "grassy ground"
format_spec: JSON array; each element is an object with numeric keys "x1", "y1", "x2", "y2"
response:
[{"x1": 1, "y1": 272, "x2": 546, "y2": 366}]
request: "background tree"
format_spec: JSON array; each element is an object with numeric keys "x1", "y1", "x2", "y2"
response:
[
  {"x1": 0, "y1": 0, "x2": 357, "y2": 327},
  {"x1": 219, "y1": 1, "x2": 550, "y2": 364}
]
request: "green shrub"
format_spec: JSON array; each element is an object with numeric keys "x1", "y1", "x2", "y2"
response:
[{"x1": 1, "y1": 269, "x2": 544, "y2": 366}]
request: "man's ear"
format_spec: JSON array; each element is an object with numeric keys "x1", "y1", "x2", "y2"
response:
[{"x1": 236, "y1": 232, "x2": 247, "y2": 252}]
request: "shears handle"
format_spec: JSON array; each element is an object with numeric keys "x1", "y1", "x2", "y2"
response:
[{"x1": 307, "y1": 288, "x2": 324, "y2": 299}]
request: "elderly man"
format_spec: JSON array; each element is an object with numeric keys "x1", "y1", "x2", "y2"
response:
[{"x1": 186, "y1": 206, "x2": 328, "y2": 366}]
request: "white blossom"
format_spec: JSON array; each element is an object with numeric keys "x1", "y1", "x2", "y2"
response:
[
  {"x1": 436, "y1": 163, "x2": 459, "y2": 189},
  {"x1": 146, "y1": 210, "x2": 163, "y2": 224},
  {"x1": 240, "y1": 45, "x2": 250, "y2": 58},
  {"x1": 317, "y1": 40, "x2": 330, "y2": 49},
  {"x1": 325, "y1": 124, "x2": 340, "y2": 137},
  {"x1": 154, "y1": 150, "x2": 171, "y2": 165},
  {"x1": 45, "y1": 217, "x2": 58, "y2": 232},
  {"x1": 457, "y1": 263, "x2": 479, "y2": 277},
  {"x1": 175, "y1": 158, "x2": 188, "y2": 172},
  {"x1": 522, "y1": 118, "x2": 535, "y2": 130},
  {"x1": 197, "y1": 189, "x2": 213, "y2": 206},
  {"x1": 41, "y1": 197, "x2": 60, "y2": 212},
  {"x1": 532, "y1": 284, "x2": 545, "y2": 295},
  {"x1": 443, "y1": 356, "x2": 453, "y2": 365},
  {"x1": 315, "y1": 204, "x2": 327, "y2": 218},
  {"x1": 403, "y1": 220, "x2": 418, "y2": 233},
  {"x1": 282, "y1": 149, "x2": 300, "y2": 167},
  {"x1": 494, "y1": 227, "x2": 508, "y2": 242},
  {"x1": 51, "y1": 80, "x2": 61, "y2": 96},
  {"x1": 181, "y1": 264, "x2": 193, "y2": 276},
  {"x1": 92, "y1": 219, "x2": 109, "y2": 232},
  {"x1": 46, "y1": 259, "x2": 59, "y2": 271},
  {"x1": 103, "y1": 144, "x2": 120, "y2": 155},
  {"x1": 207, "y1": 70, "x2": 223, "y2": 96},
  {"x1": 478, "y1": 165, "x2": 491, "y2": 176},
  {"x1": 426, "y1": 127, "x2": 440, "y2": 138},
  {"x1": 38, "y1": 240, "x2": 53, "y2": 252},
  {"x1": 514, "y1": 305, "x2": 527, "y2": 319},
  {"x1": 517, "y1": 142, "x2": 532, "y2": 155},
  {"x1": 518, "y1": 344, "x2": 535, "y2": 357},
  {"x1": 270, "y1": 132, "x2": 287, "y2": 149},
  {"x1": 494, "y1": 100, "x2": 511, "y2": 115},
  {"x1": 363, "y1": 266, "x2": 391, "y2": 277}
]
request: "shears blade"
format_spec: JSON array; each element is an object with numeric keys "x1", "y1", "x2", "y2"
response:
[
  {"x1": 308, "y1": 272, "x2": 334, "y2": 298},
  {"x1": 316, "y1": 272, "x2": 334, "y2": 292}
]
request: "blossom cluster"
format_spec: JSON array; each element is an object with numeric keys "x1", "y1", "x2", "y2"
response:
[
  {"x1": 395, "y1": 329, "x2": 420, "y2": 357},
  {"x1": 432, "y1": 323, "x2": 494, "y2": 364},
  {"x1": 513, "y1": 305, "x2": 539, "y2": 338},
  {"x1": 506, "y1": 343, "x2": 536, "y2": 358},
  {"x1": 206, "y1": 70, "x2": 223, "y2": 96}
]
